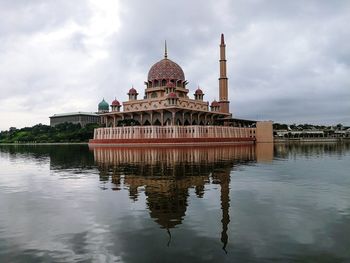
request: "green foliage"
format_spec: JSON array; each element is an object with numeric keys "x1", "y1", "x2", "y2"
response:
[
  {"x1": 273, "y1": 122, "x2": 344, "y2": 131},
  {"x1": 0, "y1": 123, "x2": 100, "y2": 143},
  {"x1": 273, "y1": 123, "x2": 288, "y2": 130}
]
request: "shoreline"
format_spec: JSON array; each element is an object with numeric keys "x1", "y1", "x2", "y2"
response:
[
  {"x1": 0, "y1": 142, "x2": 88, "y2": 145},
  {"x1": 1, "y1": 138, "x2": 349, "y2": 146},
  {"x1": 274, "y1": 138, "x2": 350, "y2": 143}
]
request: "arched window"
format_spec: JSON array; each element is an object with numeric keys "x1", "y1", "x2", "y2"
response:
[
  {"x1": 151, "y1": 92, "x2": 157, "y2": 98},
  {"x1": 162, "y1": 79, "x2": 166, "y2": 86}
]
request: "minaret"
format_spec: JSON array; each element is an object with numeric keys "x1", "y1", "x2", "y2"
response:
[
  {"x1": 220, "y1": 172, "x2": 230, "y2": 254},
  {"x1": 219, "y1": 33, "x2": 230, "y2": 114}
]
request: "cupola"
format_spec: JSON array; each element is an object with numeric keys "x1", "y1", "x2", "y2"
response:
[
  {"x1": 98, "y1": 98, "x2": 109, "y2": 113},
  {"x1": 128, "y1": 86, "x2": 138, "y2": 101},
  {"x1": 210, "y1": 100, "x2": 220, "y2": 112},
  {"x1": 111, "y1": 99, "x2": 121, "y2": 112},
  {"x1": 194, "y1": 86, "x2": 204, "y2": 101}
]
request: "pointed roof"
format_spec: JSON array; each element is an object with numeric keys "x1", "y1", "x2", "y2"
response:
[
  {"x1": 111, "y1": 98, "x2": 120, "y2": 106},
  {"x1": 221, "y1": 33, "x2": 225, "y2": 45},
  {"x1": 211, "y1": 100, "x2": 220, "y2": 107},
  {"x1": 128, "y1": 86, "x2": 138, "y2": 94},
  {"x1": 195, "y1": 86, "x2": 203, "y2": 95}
]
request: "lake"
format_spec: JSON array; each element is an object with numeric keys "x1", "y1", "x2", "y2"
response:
[{"x1": 0, "y1": 143, "x2": 349, "y2": 262}]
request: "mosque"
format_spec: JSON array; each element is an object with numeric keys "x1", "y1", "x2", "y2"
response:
[{"x1": 89, "y1": 34, "x2": 273, "y2": 145}]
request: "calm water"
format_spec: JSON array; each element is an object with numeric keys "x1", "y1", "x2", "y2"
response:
[{"x1": 0, "y1": 143, "x2": 349, "y2": 263}]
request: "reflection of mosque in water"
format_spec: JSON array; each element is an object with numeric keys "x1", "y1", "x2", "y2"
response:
[{"x1": 93, "y1": 144, "x2": 273, "y2": 252}]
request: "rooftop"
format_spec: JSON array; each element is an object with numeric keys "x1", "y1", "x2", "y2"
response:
[{"x1": 50, "y1": 112, "x2": 99, "y2": 118}]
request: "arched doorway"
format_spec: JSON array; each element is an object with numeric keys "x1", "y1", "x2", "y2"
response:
[
  {"x1": 154, "y1": 119, "x2": 161, "y2": 126},
  {"x1": 164, "y1": 118, "x2": 171, "y2": 126}
]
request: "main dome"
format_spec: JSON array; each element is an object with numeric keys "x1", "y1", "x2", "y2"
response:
[{"x1": 147, "y1": 58, "x2": 185, "y2": 81}]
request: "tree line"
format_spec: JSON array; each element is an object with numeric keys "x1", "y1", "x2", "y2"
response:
[
  {"x1": 0, "y1": 123, "x2": 100, "y2": 143},
  {"x1": 273, "y1": 123, "x2": 348, "y2": 131}
]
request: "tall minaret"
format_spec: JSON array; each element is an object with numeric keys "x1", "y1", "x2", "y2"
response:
[{"x1": 219, "y1": 33, "x2": 230, "y2": 114}]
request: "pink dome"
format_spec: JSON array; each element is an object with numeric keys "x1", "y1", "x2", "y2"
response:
[
  {"x1": 211, "y1": 100, "x2": 220, "y2": 107},
  {"x1": 111, "y1": 99, "x2": 120, "y2": 106},
  {"x1": 195, "y1": 87, "x2": 203, "y2": 95},
  {"x1": 128, "y1": 87, "x2": 137, "y2": 94},
  {"x1": 148, "y1": 58, "x2": 185, "y2": 81}
]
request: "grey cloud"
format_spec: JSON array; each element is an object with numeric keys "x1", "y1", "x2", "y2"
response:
[
  {"x1": 0, "y1": 1, "x2": 90, "y2": 37},
  {"x1": 0, "y1": 0, "x2": 349, "y2": 129}
]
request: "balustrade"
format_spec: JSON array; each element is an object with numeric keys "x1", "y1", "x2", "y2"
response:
[{"x1": 94, "y1": 126, "x2": 256, "y2": 140}]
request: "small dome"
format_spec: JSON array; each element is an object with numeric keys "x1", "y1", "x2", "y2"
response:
[
  {"x1": 111, "y1": 99, "x2": 120, "y2": 106},
  {"x1": 98, "y1": 99, "x2": 109, "y2": 111},
  {"x1": 148, "y1": 58, "x2": 185, "y2": 81},
  {"x1": 128, "y1": 87, "x2": 138, "y2": 94},
  {"x1": 211, "y1": 100, "x2": 220, "y2": 107},
  {"x1": 167, "y1": 92, "x2": 178, "y2": 99},
  {"x1": 195, "y1": 87, "x2": 203, "y2": 95}
]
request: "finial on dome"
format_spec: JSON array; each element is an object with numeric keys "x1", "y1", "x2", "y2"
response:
[{"x1": 164, "y1": 40, "x2": 168, "y2": 59}]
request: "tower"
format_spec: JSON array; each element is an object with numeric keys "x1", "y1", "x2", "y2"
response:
[
  {"x1": 128, "y1": 86, "x2": 138, "y2": 101},
  {"x1": 219, "y1": 34, "x2": 230, "y2": 114}
]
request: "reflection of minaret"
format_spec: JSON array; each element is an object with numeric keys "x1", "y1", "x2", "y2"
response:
[
  {"x1": 219, "y1": 33, "x2": 230, "y2": 114},
  {"x1": 213, "y1": 168, "x2": 231, "y2": 253},
  {"x1": 220, "y1": 174, "x2": 230, "y2": 253}
]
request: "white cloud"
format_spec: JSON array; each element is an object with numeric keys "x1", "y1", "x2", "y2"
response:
[{"x1": 0, "y1": 0, "x2": 349, "y2": 130}]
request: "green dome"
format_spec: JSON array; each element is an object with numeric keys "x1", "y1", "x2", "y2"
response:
[{"x1": 98, "y1": 98, "x2": 109, "y2": 111}]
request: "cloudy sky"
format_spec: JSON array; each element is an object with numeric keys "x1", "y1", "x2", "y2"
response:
[{"x1": 0, "y1": 0, "x2": 349, "y2": 130}]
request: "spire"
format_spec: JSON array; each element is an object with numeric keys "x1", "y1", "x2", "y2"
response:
[
  {"x1": 221, "y1": 33, "x2": 225, "y2": 45},
  {"x1": 164, "y1": 40, "x2": 168, "y2": 59}
]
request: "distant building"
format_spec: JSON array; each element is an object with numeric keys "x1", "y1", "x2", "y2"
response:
[{"x1": 49, "y1": 112, "x2": 100, "y2": 127}]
